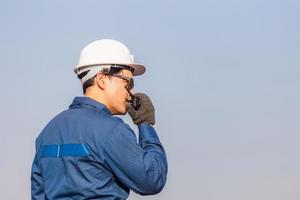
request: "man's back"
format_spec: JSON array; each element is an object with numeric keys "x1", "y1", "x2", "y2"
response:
[{"x1": 31, "y1": 97, "x2": 167, "y2": 200}]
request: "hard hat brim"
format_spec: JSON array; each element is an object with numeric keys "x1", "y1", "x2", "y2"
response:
[
  {"x1": 125, "y1": 63, "x2": 145, "y2": 76},
  {"x1": 75, "y1": 63, "x2": 145, "y2": 76}
]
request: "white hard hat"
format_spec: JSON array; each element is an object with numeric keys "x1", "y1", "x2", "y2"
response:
[{"x1": 74, "y1": 39, "x2": 145, "y2": 81}]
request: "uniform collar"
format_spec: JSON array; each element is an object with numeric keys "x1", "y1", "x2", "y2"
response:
[{"x1": 69, "y1": 96, "x2": 111, "y2": 115}]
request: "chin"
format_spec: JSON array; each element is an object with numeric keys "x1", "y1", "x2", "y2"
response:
[
  {"x1": 119, "y1": 111, "x2": 127, "y2": 115},
  {"x1": 119, "y1": 107, "x2": 127, "y2": 115},
  {"x1": 112, "y1": 105, "x2": 126, "y2": 115}
]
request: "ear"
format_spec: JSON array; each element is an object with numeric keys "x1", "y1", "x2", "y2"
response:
[{"x1": 95, "y1": 73, "x2": 106, "y2": 90}]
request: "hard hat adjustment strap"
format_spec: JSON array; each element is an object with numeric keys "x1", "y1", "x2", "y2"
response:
[
  {"x1": 77, "y1": 70, "x2": 90, "y2": 79},
  {"x1": 77, "y1": 64, "x2": 134, "y2": 84}
]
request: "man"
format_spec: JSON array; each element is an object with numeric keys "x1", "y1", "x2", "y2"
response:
[{"x1": 31, "y1": 39, "x2": 168, "y2": 199}]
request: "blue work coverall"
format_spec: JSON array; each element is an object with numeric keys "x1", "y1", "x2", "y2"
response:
[{"x1": 31, "y1": 96, "x2": 168, "y2": 199}]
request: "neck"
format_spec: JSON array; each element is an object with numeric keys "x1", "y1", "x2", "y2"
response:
[{"x1": 84, "y1": 88, "x2": 111, "y2": 112}]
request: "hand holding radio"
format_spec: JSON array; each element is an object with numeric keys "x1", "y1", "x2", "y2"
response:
[{"x1": 127, "y1": 93, "x2": 155, "y2": 125}]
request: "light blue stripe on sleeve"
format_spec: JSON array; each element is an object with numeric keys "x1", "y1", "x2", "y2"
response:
[{"x1": 40, "y1": 144, "x2": 89, "y2": 158}]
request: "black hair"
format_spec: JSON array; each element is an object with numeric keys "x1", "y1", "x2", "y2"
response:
[{"x1": 82, "y1": 76, "x2": 95, "y2": 94}]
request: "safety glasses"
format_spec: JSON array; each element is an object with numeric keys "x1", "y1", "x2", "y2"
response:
[{"x1": 110, "y1": 74, "x2": 134, "y2": 90}]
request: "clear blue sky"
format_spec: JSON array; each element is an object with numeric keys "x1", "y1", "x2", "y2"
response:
[{"x1": 0, "y1": 0, "x2": 299, "y2": 199}]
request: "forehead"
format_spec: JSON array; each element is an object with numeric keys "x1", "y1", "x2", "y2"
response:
[{"x1": 120, "y1": 69, "x2": 133, "y2": 78}]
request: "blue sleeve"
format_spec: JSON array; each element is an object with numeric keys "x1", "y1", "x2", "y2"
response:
[
  {"x1": 31, "y1": 139, "x2": 45, "y2": 200},
  {"x1": 103, "y1": 122, "x2": 168, "y2": 195}
]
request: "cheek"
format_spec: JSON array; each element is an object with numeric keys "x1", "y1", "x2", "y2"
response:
[
  {"x1": 108, "y1": 83, "x2": 127, "y2": 102},
  {"x1": 117, "y1": 86, "x2": 127, "y2": 101}
]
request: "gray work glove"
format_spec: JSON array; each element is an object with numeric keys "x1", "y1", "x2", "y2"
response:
[{"x1": 127, "y1": 93, "x2": 155, "y2": 125}]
